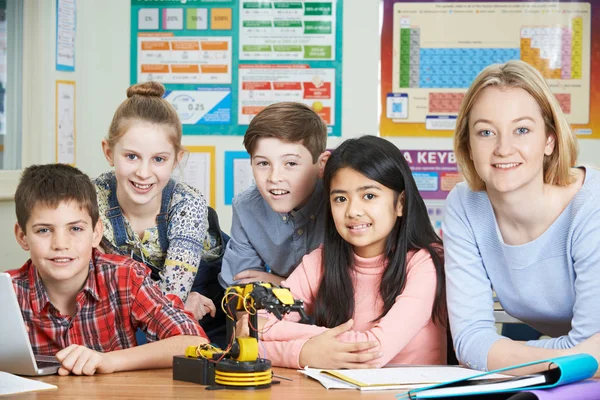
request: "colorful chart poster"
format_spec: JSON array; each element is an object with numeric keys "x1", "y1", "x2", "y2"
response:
[
  {"x1": 137, "y1": 35, "x2": 232, "y2": 84},
  {"x1": 55, "y1": 81, "x2": 76, "y2": 165},
  {"x1": 164, "y1": 87, "x2": 232, "y2": 125},
  {"x1": 56, "y1": 0, "x2": 76, "y2": 71},
  {"x1": 239, "y1": 0, "x2": 336, "y2": 60},
  {"x1": 238, "y1": 64, "x2": 335, "y2": 132},
  {"x1": 380, "y1": 1, "x2": 597, "y2": 138},
  {"x1": 131, "y1": 0, "x2": 343, "y2": 136},
  {"x1": 402, "y1": 150, "x2": 461, "y2": 200}
]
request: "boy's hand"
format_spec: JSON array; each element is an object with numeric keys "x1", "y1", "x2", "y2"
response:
[
  {"x1": 234, "y1": 270, "x2": 284, "y2": 285},
  {"x1": 299, "y1": 320, "x2": 382, "y2": 369},
  {"x1": 55, "y1": 344, "x2": 115, "y2": 376},
  {"x1": 185, "y1": 292, "x2": 216, "y2": 320}
]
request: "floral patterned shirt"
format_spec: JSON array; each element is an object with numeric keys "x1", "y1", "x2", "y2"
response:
[{"x1": 94, "y1": 171, "x2": 211, "y2": 302}]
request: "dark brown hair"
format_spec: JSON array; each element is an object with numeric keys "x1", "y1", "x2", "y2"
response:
[
  {"x1": 313, "y1": 136, "x2": 446, "y2": 328},
  {"x1": 106, "y1": 81, "x2": 182, "y2": 155},
  {"x1": 243, "y1": 102, "x2": 327, "y2": 162},
  {"x1": 15, "y1": 164, "x2": 99, "y2": 231}
]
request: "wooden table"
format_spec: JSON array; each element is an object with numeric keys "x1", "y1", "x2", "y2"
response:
[{"x1": 14, "y1": 367, "x2": 393, "y2": 399}]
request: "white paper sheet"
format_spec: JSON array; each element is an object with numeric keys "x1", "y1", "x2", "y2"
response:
[
  {"x1": 0, "y1": 371, "x2": 57, "y2": 396},
  {"x1": 300, "y1": 366, "x2": 509, "y2": 391}
]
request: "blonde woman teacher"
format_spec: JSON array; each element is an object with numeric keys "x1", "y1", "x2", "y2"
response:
[{"x1": 444, "y1": 60, "x2": 600, "y2": 375}]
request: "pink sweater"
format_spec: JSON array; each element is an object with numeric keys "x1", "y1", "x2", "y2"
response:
[{"x1": 260, "y1": 246, "x2": 446, "y2": 368}]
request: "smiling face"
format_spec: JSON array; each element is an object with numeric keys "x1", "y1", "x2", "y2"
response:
[
  {"x1": 251, "y1": 137, "x2": 328, "y2": 213},
  {"x1": 102, "y1": 122, "x2": 181, "y2": 214},
  {"x1": 15, "y1": 201, "x2": 103, "y2": 291},
  {"x1": 468, "y1": 86, "x2": 556, "y2": 196},
  {"x1": 329, "y1": 167, "x2": 403, "y2": 258}
]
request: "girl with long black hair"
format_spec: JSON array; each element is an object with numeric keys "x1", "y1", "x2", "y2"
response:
[{"x1": 250, "y1": 135, "x2": 447, "y2": 369}]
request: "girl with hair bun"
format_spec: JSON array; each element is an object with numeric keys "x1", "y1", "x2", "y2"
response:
[{"x1": 94, "y1": 82, "x2": 226, "y2": 344}]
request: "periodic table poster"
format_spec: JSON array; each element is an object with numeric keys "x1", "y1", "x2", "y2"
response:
[
  {"x1": 131, "y1": 0, "x2": 343, "y2": 136},
  {"x1": 380, "y1": 0, "x2": 599, "y2": 138}
]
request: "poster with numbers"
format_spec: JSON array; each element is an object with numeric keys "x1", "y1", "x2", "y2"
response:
[
  {"x1": 131, "y1": 0, "x2": 343, "y2": 136},
  {"x1": 380, "y1": 0, "x2": 598, "y2": 138}
]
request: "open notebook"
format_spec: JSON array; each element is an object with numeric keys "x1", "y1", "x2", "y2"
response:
[{"x1": 300, "y1": 365, "x2": 510, "y2": 391}]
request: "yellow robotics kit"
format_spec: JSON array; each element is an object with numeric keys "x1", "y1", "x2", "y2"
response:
[{"x1": 173, "y1": 282, "x2": 308, "y2": 390}]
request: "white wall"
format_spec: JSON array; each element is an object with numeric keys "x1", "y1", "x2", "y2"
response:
[{"x1": 0, "y1": 0, "x2": 599, "y2": 271}]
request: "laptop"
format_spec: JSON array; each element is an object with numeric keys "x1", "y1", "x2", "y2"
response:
[{"x1": 0, "y1": 272, "x2": 61, "y2": 376}]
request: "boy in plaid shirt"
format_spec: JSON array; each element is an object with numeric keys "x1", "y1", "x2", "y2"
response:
[{"x1": 8, "y1": 164, "x2": 208, "y2": 376}]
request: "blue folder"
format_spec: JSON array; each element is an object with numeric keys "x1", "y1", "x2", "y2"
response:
[{"x1": 399, "y1": 353, "x2": 598, "y2": 399}]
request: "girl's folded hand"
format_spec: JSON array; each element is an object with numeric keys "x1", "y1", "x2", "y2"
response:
[{"x1": 299, "y1": 319, "x2": 383, "y2": 369}]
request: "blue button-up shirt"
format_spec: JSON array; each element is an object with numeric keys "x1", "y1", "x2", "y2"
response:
[{"x1": 219, "y1": 180, "x2": 326, "y2": 287}]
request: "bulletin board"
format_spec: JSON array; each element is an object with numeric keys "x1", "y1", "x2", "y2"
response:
[
  {"x1": 380, "y1": 1, "x2": 598, "y2": 138},
  {"x1": 131, "y1": 0, "x2": 343, "y2": 136},
  {"x1": 172, "y1": 145, "x2": 216, "y2": 208}
]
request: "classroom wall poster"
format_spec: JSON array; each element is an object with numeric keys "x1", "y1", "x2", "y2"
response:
[
  {"x1": 55, "y1": 80, "x2": 76, "y2": 165},
  {"x1": 403, "y1": 149, "x2": 461, "y2": 200},
  {"x1": 172, "y1": 146, "x2": 216, "y2": 208},
  {"x1": 425, "y1": 200, "x2": 445, "y2": 237},
  {"x1": 224, "y1": 150, "x2": 253, "y2": 205},
  {"x1": 238, "y1": 64, "x2": 336, "y2": 129},
  {"x1": 131, "y1": 0, "x2": 343, "y2": 136},
  {"x1": 380, "y1": 0, "x2": 599, "y2": 138},
  {"x1": 56, "y1": 0, "x2": 76, "y2": 71},
  {"x1": 403, "y1": 149, "x2": 462, "y2": 236}
]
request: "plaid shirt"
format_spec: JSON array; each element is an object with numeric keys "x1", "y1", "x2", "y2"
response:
[{"x1": 8, "y1": 249, "x2": 207, "y2": 356}]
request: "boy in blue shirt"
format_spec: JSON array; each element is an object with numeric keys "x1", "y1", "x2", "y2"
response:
[{"x1": 219, "y1": 102, "x2": 329, "y2": 287}]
